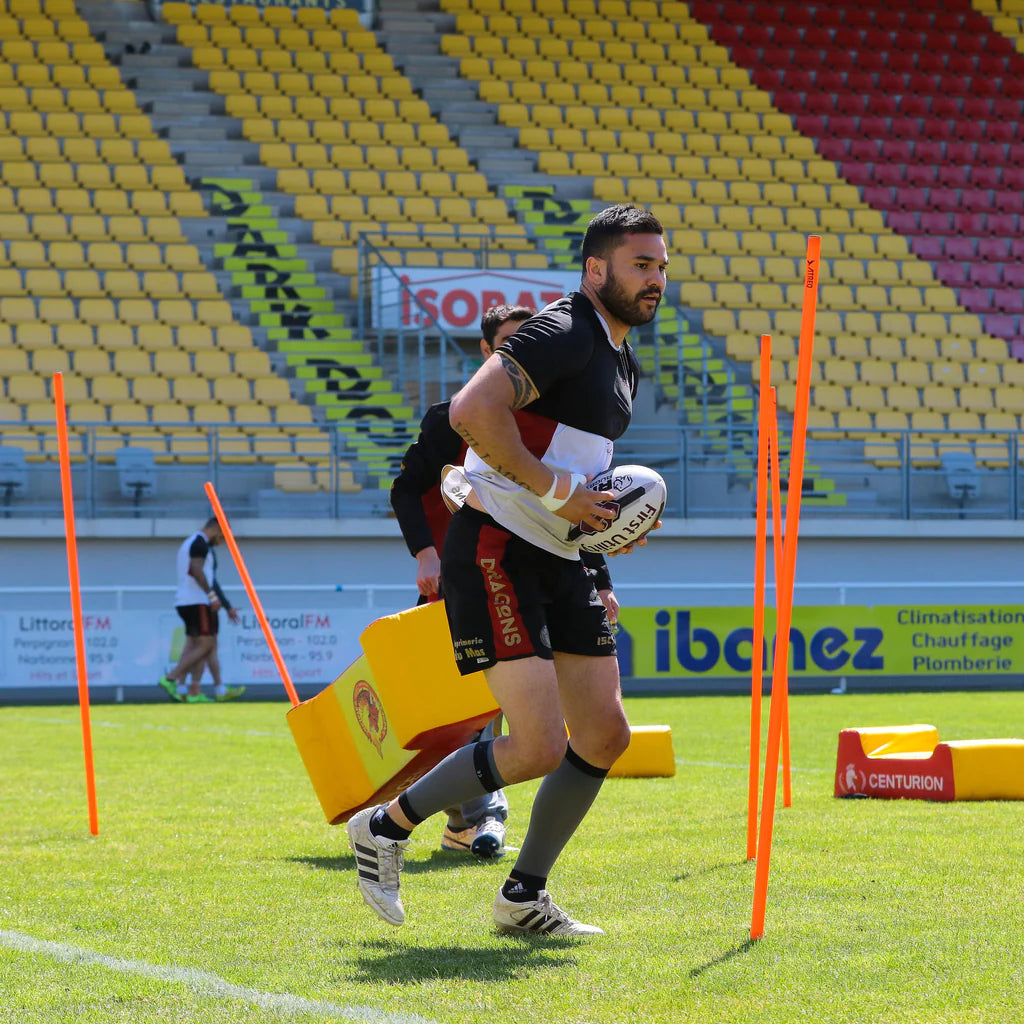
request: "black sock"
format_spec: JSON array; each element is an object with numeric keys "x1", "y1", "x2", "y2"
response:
[
  {"x1": 501, "y1": 870, "x2": 546, "y2": 903},
  {"x1": 369, "y1": 806, "x2": 411, "y2": 841}
]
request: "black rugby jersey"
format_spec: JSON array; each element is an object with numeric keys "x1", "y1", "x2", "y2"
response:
[{"x1": 464, "y1": 291, "x2": 641, "y2": 558}]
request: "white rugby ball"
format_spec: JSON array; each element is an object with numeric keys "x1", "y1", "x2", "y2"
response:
[{"x1": 567, "y1": 464, "x2": 666, "y2": 555}]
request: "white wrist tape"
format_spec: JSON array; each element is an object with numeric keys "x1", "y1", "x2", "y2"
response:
[{"x1": 538, "y1": 472, "x2": 587, "y2": 511}]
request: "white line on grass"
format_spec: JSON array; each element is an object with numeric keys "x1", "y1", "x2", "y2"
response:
[{"x1": 0, "y1": 929, "x2": 437, "y2": 1024}]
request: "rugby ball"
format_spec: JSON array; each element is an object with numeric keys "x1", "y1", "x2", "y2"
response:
[{"x1": 567, "y1": 465, "x2": 666, "y2": 555}]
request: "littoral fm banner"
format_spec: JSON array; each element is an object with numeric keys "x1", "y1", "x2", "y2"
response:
[{"x1": 1, "y1": 609, "x2": 381, "y2": 690}]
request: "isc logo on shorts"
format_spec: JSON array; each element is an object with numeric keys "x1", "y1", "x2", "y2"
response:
[{"x1": 480, "y1": 557, "x2": 523, "y2": 647}]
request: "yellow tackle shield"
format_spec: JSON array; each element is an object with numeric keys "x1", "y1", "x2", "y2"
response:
[{"x1": 287, "y1": 600, "x2": 499, "y2": 824}]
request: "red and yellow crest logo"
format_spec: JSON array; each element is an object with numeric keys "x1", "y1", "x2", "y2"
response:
[{"x1": 353, "y1": 679, "x2": 387, "y2": 757}]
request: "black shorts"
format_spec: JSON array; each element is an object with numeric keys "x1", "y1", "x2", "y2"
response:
[
  {"x1": 441, "y1": 505, "x2": 616, "y2": 676},
  {"x1": 176, "y1": 604, "x2": 219, "y2": 638}
]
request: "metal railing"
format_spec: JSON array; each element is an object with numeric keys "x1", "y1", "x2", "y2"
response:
[{"x1": 3, "y1": 420, "x2": 1023, "y2": 521}]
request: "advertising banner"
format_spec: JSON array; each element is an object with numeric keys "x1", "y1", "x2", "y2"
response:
[
  {"x1": 615, "y1": 604, "x2": 1024, "y2": 682},
  {"x1": 0, "y1": 609, "x2": 382, "y2": 692},
  {"x1": 371, "y1": 268, "x2": 579, "y2": 332}
]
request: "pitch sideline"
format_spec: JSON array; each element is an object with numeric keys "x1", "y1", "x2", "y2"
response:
[{"x1": 0, "y1": 929, "x2": 437, "y2": 1024}]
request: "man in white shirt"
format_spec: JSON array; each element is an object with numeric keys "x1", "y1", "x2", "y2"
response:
[{"x1": 157, "y1": 516, "x2": 244, "y2": 704}]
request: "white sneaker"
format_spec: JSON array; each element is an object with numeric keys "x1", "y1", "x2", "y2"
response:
[
  {"x1": 346, "y1": 806, "x2": 409, "y2": 926},
  {"x1": 440, "y1": 822, "x2": 475, "y2": 853},
  {"x1": 493, "y1": 889, "x2": 604, "y2": 937},
  {"x1": 471, "y1": 817, "x2": 506, "y2": 860}
]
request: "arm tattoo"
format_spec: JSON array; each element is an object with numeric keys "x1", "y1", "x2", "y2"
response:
[{"x1": 498, "y1": 352, "x2": 538, "y2": 410}]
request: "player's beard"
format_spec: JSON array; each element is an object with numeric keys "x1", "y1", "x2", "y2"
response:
[{"x1": 597, "y1": 266, "x2": 662, "y2": 326}]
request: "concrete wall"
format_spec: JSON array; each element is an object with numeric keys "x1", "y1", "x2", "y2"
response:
[
  {"x1": 2, "y1": 515, "x2": 1022, "y2": 701},
  {"x1": 3, "y1": 515, "x2": 1023, "y2": 604}
]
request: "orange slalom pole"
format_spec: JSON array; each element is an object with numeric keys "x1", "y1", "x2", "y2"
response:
[
  {"x1": 204, "y1": 482, "x2": 301, "y2": 708},
  {"x1": 54, "y1": 373, "x2": 99, "y2": 836},
  {"x1": 752, "y1": 235, "x2": 821, "y2": 939},
  {"x1": 767, "y1": 394, "x2": 792, "y2": 809},
  {"x1": 746, "y1": 335, "x2": 773, "y2": 861}
]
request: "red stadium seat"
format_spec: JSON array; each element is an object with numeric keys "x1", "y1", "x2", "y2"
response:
[
  {"x1": 817, "y1": 138, "x2": 848, "y2": 161},
  {"x1": 977, "y1": 237, "x2": 1010, "y2": 261},
  {"x1": 829, "y1": 115, "x2": 859, "y2": 138},
  {"x1": 836, "y1": 93, "x2": 869, "y2": 116},
  {"x1": 969, "y1": 166, "x2": 1000, "y2": 189},
  {"x1": 832, "y1": 28, "x2": 861, "y2": 50},
  {"x1": 947, "y1": 141, "x2": 979, "y2": 164},
  {"x1": 911, "y1": 236, "x2": 944, "y2": 260},
  {"x1": 859, "y1": 115, "x2": 889, "y2": 138},
  {"x1": 842, "y1": 9, "x2": 872, "y2": 31},
  {"x1": 896, "y1": 186, "x2": 927, "y2": 210},
  {"x1": 772, "y1": 26, "x2": 801, "y2": 48},
  {"x1": 857, "y1": 51, "x2": 886, "y2": 73},
  {"x1": 1005, "y1": 149, "x2": 1024, "y2": 176},
  {"x1": 936, "y1": 164, "x2": 970, "y2": 187},
  {"x1": 938, "y1": 261, "x2": 969, "y2": 286},
  {"x1": 987, "y1": 213, "x2": 1018, "y2": 236},
  {"x1": 919, "y1": 118, "x2": 955, "y2": 141},
  {"x1": 948, "y1": 211, "x2": 983, "y2": 235},
  {"x1": 886, "y1": 51, "x2": 916, "y2": 74},
  {"x1": 884, "y1": 139, "x2": 914, "y2": 163},
  {"x1": 887, "y1": 210, "x2": 919, "y2": 233},
  {"x1": 840, "y1": 163, "x2": 873, "y2": 186},
  {"x1": 921, "y1": 210, "x2": 954, "y2": 233},
  {"x1": 985, "y1": 314, "x2": 1017, "y2": 338},
  {"x1": 905, "y1": 164, "x2": 938, "y2": 187},
  {"x1": 959, "y1": 188, "x2": 990, "y2": 211},
  {"x1": 871, "y1": 94, "x2": 900, "y2": 118},
  {"x1": 897, "y1": 95, "x2": 930, "y2": 118},
  {"x1": 960, "y1": 287, "x2": 996, "y2": 312},
  {"x1": 803, "y1": 27, "x2": 832, "y2": 50},
  {"x1": 944, "y1": 237, "x2": 977, "y2": 261},
  {"x1": 805, "y1": 93, "x2": 836, "y2": 115},
  {"x1": 995, "y1": 291, "x2": 1024, "y2": 316},
  {"x1": 785, "y1": 69, "x2": 816, "y2": 91},
  {"x1": 1002, "y1": 265, "x2": 1024, "y2": 291},
  {"x1": 985, "y1": 122, "x2": 1017, "y2": 144},
  {"x1": 845, "y1": 70, "x2": 876, "y2": 94},
  {"x1": 961, "y1": 97, "x2": 992, "y2": 121},
  {"x1": 739, "y1": 24, "x2": 771, "y2": 46},
  {"x1": 934, "y1": 12, "x2": 967, "y2": 32},
  {"x1": 864, "y1": 185, "x2": 895, "y2": 208},
  {"x1": 929, "y1": 187, "x2": 959, "y2": 212},
  {"x1": 863, "y1": 29, "x2": 891, "y2": 52},
  {"x1": 968, "y1": 263, "x2": 1001, "y2": 288},
  {"x1": 906, "y1": 72, "x2": 938, "y2": 94},
  {"x1": 912, "y1": 140, "x2": 944, "y2": 165},
  {"x1": 999, "y1": 192, "x2": 1024, "y2": 216},
  {"x1": 796, "y1": 114, "x2": 828, "y2": 136},
  {"x1": 877, "y1": 71, "x2": 906, "y2": 94},
  {"x1": 849, "y1": 138, "x2": 882, "y2": 160},
  {"x1": 874, "y1": 163, "x2": 904, "y2": 186},
  {"x1": 752, "y1": 67, "x2": 781, "y2": 91}
]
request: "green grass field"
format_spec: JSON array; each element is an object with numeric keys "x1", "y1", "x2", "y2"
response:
[{"x1": 1, "y1": 692, "x2": 1022, "y2": 1024}]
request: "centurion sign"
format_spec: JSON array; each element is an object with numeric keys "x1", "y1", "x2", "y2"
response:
[{"x1": 371, "y1": 268, "x2": 580, "y2": 333}]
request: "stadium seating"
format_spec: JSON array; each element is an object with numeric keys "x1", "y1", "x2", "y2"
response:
[
  {"x1": 165, "y1": 1, "x2": 537, "y2": 274},
  {"x1": 0, "y1": 0, "x2": 341, "y2": 483},
  {"x1": 440, "y1": 0, "x2": 1024, "y2": 476}
]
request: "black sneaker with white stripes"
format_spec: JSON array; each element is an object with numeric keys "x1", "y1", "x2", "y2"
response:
[
  {"x1": 492, "y1": 889, "x2": 604, "y2": 937},
  {"x1": 346, "y1": 806, "x2": 409, "y2": 926}
]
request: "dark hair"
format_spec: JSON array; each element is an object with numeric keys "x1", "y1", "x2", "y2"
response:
[
  {"x1": 581, "y1": 204, "x2": 664, "y2": 264},
  {"x1": 480, "y1": 304, "x2": 535, "y2": 344},
  {"x1": 203, "y1": 516, "x2": 219, "y2": 530}
]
